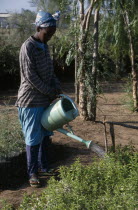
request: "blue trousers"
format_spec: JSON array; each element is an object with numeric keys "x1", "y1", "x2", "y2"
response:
[
  {"x1": 18, "y1": 107, "x2": 53, "y2": 178},
  {"x1": 26, "y1": 136, "x2": 50, "y2": 177}
]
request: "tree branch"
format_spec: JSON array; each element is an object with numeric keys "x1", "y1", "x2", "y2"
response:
[
  {"x1": 79, "y1": 0, "x2": 85, "y2": 21},
  {"x1": 82, "y1": 0, "x2": 95, "y2": 30}
]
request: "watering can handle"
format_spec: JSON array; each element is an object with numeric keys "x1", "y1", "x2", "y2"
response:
[{"x1": 59, "y1": 94, "x2": 79, "y2": 117}]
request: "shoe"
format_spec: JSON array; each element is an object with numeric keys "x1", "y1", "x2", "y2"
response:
[
  {"x1": 38, "y1": 168, "x2": 59, "y2": 176},
  {"x1": 29, "y1": 174, "x2": 40, "y2": 187}
]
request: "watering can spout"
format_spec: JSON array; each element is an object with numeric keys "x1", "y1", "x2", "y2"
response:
[
  {"x1": 86, "y1": 140, "x2": 93, "y2": 149},
  {"x1": 56, "y1": 128, "x2": 105, "y2": 157},
  {"x1": 57, "y1": 128, "x2": 92, "y2": 149}
]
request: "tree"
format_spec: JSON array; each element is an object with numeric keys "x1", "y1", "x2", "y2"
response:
[
  {"x1": 98, "y1": 0, "x2": 138, "y2": 111},
  {"x1": 8, "y1": 9, "x2": 36, "y2": 47},
  {"x1": 77, "y1": 0, "x2": 100, "y2": 120},
  {"x1": 29, "y1": 0, "x2": 72, "y2": 13},
  {"x1": 0, "y1": 10, "x2": 36, "y2": 89},
  {"x1": 119, "y1": 0, "x2": 138, "y2": 110},
  {"x1": 87, "y1": 7, "x2": 99, "y2": 120}
]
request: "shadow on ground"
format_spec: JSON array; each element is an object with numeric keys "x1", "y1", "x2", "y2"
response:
[{"x1": 0, "y1": 142, "x2": 91, "y2": 190}]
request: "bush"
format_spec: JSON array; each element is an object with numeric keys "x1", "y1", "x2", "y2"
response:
[
  {"x1": 0, "y1": 44, "x2": 20, "y2": 89},
  {"x1": 121, "y1": 76, "x2": 135, "y2": 111},
  {"x1": 0, "y1": 44, "x2": 19, "y2": 75},
  {"x1": 0, "y1": 109, "x2": 24, "y2": 160},
  {"x1": 19, "y1": 147, "x2": 138, "y2": 210}
]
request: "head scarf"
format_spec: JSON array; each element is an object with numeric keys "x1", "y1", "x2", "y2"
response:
[{"x1": 35, "y1": 10, "x2": 60, "y2": 28}]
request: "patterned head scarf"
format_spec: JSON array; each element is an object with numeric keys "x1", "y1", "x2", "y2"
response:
[{"x1": 35, "y1": 10, "x2": 60, "y2": 27}]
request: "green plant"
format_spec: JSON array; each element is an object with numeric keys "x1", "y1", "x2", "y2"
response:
[
  {"x1": 19, "y1": 147, "x2": 138, "y2": 210},
  {"x1": 0, "y1": 44, "x2": 19, "y2": 77},
  {"x1": 0, "y1": 108, "x2": 24, "y2": 160},
  {"x1": 121, "y1": 76, "x2": 134, "y2": 111},
  {"x1": 0, "y1": 200, "x2": 14, "y2": 210}
]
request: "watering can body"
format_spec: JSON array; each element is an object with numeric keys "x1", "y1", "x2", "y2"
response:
[{"x1": 41, "y1": 94, "x2": 79, "y2": 131}]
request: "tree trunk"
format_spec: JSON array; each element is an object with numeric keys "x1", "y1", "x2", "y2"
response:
[
  {"x1": 130, "y1": 40, "x2": 137, "y2": 110},
  {"x1": 78, "y1": 55, "x2": 87, "y2": 118},
  {"x1": 87, "y1": 8, "x2": 99, "y2": 121},
  {"x1": 120, "y1": 2, "x2": 138, "y2": 110},
  {"x1": 78, "y1": 0, "x2": 87, "y2": 119},
  {"x1": 75, "y1": 22, "x2": 79, "y2": 104},
  {"x1": 78, "y1": 0, "x2": 96, "y2": 120},
  {"x1": 125, "y1": 11, "x2": 137, "y2": 110},
  {"x1": 79, "y1": 78, "x2": 88, "y2": 119},
  {"x1": 75, "y1": 55, "x2": 79, "y2": 104}
]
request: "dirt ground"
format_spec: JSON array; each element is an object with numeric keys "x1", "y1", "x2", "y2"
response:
[{"x1": 0, "y1": 81, "x2": 138, "y2": 209}]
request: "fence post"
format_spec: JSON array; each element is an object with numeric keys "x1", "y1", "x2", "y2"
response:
[
  {"x1": 103, "y1": 116, "x2": 108, "y2": 152},
  {"x1": 109, "y1": 123, "x2": 115, "y2": 152}
]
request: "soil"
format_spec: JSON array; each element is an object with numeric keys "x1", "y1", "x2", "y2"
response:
[{"x1": 0, "y1": 81, "x2": 138, "y2": 209}]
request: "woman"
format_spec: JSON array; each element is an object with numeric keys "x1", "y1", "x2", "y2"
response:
[{"x1": 15, "y1": 10, "x2": 62, "y2": 187}]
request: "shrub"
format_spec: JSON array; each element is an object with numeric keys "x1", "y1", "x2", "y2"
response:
[
  {"x1": 0, "y1": 44, "x2": 19, "y2": 76},
  {"x1": 121, "y1": 76, "x2": 134, "y2": 111},
  {"x1": 19, "y1": 147, "x2": 138, "y2": 210},
  {"x1": 0, "y1": 44, "x2": 20, "y2": 89},
  {"x1": 0, "y1": 109, "x2": 24, "y2": 160}
]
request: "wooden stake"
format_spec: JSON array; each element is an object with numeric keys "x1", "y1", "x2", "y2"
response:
[
  {"x1": 109, "y1": 123, "x2": 115, "y2": 152},
  {"x1": 103, "y1": 116, "x2": 108, "y2": 153}
]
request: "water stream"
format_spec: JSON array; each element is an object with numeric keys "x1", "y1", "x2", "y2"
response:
[{"x1": 89, "y1": 142, "x2": 105, "y2": 157}]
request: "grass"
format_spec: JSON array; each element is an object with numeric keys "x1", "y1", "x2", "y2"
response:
[
  {"x1": 0, "y1": 107, "x2": 24, "y2": 161},
  {"x1": 121, "y1": 76, "x2": 135, "y2": 111}
]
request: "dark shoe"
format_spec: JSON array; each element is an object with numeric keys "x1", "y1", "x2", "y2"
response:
[{"x1": 29, "y1": 174, "x2": 40, "y2": 187}]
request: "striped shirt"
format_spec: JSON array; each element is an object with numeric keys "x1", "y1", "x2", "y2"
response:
[{"x1": 15, "y1": 36, "x2": 61, "y2": 107}]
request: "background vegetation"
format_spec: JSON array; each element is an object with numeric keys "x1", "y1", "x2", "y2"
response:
[
  {"x1": 0, "y1": 109, "x2": 24, "y2": 161},
  {"x1": 0, "y1": 0, "x2": 138, "y2": 117},
  {"x1": 1, "y1": 1, "x2": 137, "y2": 86}
]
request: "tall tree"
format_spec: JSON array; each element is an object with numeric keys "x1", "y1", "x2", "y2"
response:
[
  {"x1": 8, "y1": 9, "x2": 36, "y2": 47},
  {"x1": 119, "y1": 0, "x2": 138, "y2": 110},
  {"x1": 99, "y1": 0, "x2": 138, "y2": 110},
  {"x1": 87, "y1": 7, "x2": 99, "y2": 120},
  {"x1": 78, "y1": 0, "x2": 96, "y2": 120},
  {"x1": 77, "y1": 0, "x2": 101, "y2": 120}
]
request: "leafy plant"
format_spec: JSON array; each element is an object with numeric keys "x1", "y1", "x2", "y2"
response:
[
  {"x1": 0, "y1": 108, "x2": 24, "y2": 160},
  {"x1": 0, "y1": 200, "x2": 14, "y2": 210},
  {"x1": 19, "y1": 146, "x2": 138, "y2": 210},
  {"x1": 0, "y1": 44, "x2": 19, "y2": 76},
  {"x1": 121, "y1": 76, "x2": 135, "y2": 111}
]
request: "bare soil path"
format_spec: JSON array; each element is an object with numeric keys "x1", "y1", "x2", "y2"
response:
[{"x1": 0, "y1": 81, "x2": 138, "y2": 209}]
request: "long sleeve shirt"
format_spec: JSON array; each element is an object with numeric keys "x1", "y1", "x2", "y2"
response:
[{"x1": 15, "y1": 36, "x2": 61, "y2": 107}]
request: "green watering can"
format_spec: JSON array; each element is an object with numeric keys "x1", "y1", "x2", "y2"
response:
[{"x1": 41, "y1": 94, "x2": 105, "y2": 156}]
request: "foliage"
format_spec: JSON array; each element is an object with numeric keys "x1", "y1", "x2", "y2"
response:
[
  {"x1": 0, "y1": 200, "x2": 14, "y2": 210},
  {"x1": 0, "y1": 109, "x2": 24, "y2": 161},
  {"x1": 121, "y1": 76, "x2": 135, "y2": 111},
  {"x1": 8, "y1": 9, "x2": 36, "y2": 47},
  {"x1": 19, "y1": 147, "x2": 138, "y2": 210},
  {"x1": 98, "y1": 0, "x2": 138, "y2": 79},
  {"x1": 29, "y1": 0, "x2": 72, "y2": 13},
  {"x1": 0, "y1": 10, "x2": 36, "y2": 89},
  {"x1": 0, "y1": 44, "x2": 19, "y2": 76}
]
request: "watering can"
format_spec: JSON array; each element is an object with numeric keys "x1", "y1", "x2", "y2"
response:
[{"x1": 41, "y1": 94, "x2": 105, "y2": 156}]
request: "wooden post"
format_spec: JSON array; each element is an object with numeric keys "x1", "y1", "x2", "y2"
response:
[
  {"x1": 109, "y1": 123, "x2": 115, "y2": 152},
  {"x1": 103, "y1": 116, "x2": 108, "y2": 153}
]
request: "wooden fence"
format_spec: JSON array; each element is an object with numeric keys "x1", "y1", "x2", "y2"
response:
[{"x1": 97, "y1": 118, "x2": 138, "y2": 152}]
